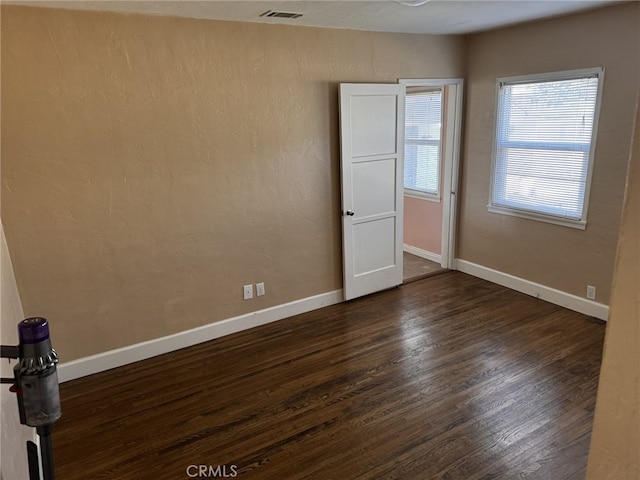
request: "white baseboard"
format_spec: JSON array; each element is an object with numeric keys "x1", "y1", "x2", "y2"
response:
[
  {"x1": 58, "y1": 289, "x2": 343, "y2": 383},
  {"x1": 454, "y1": 259, "x2": 609, "y2": 321},
  {"x1": 403, "y1": 244, "x2": 442, "y2": 264},
  {"x1": 58, "y1": 260, "x2": 608, "y2": 381}
]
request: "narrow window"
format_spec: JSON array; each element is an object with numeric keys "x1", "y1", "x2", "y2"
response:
[
  {"x1": 490, "y1": 68, "x2": 604, "y2": 229},
  {"x1": 404, "y1": 87, "x2": 443, "y2": 199}
]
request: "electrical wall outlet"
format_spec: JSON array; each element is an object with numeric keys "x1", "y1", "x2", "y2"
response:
[
  {"x1": 256, "y1": 282, "x2": 265, "y2": 297},
  {"x1": 586, "y1": 285, "x2": 596, "y2": 300},
  {"x1": 243, "y1": 284, "x2": 254, "y2": 300}
]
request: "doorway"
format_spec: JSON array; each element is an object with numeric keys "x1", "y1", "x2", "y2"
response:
[{"x1": 399, "y1": 78, "x2": 463, "y2": 283}]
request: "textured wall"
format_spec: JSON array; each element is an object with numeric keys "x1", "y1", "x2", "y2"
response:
[
  {"x1": 586, "y1": 94, "x2": 640, "y2": 479},
  {"x1": 460, "y1": 3, "x2": 640, "y2": 304},
  {"x1": 0, "y1": 6, "x2": 464, "y2": 361}
]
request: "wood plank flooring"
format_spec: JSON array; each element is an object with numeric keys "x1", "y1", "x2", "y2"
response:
[
  {"x1": 403, "y1": 252, "x2": 446, "y2": 283},
  {"x1": 53, "y1": 272, "x2": 606, "y2": 480}
]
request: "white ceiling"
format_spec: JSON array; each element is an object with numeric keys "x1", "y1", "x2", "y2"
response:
[{"x1": 6, "y1": 0, "x2": 622, "y2": 35}]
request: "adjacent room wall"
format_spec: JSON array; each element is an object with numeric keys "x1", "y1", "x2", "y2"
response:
[
  {"x1": 0, "y1": 6, "x2": 465, "y2": 362},
  {"x1": 459, "y1": 3, "x2": 640, "y2": 305},
  {"x1": 404, "y1": 195, "x2": 442, "y2": 256},
  {"x1": 586, "y1": 93, "x2": 640, "y2": 480}
]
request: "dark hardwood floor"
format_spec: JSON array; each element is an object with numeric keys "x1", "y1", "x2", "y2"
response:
[{"x1": 53, "y1": 272, "x2": 606, "y2": 480}]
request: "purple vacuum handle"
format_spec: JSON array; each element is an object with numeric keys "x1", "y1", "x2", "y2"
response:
[{"x1": 18, "y1": 317, "x2": 50, "y2": 344}]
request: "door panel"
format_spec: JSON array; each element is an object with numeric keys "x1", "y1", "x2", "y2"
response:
[
  {"x1": 350, "y1": 95, "x2": 399, "y2": 157},
  {"x1": 340, "y1": 83, "x2": 405, "y2": 301},
  {"x1": 353, "y1": 217, "x2": 396, "y2": 275},
  {"x1": 352, "y1": 159, "x2": 397, "y2": 218}
]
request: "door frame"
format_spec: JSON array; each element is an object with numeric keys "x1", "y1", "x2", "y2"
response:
[{"x1": 399, "y1": 78, "x2": 464, "y2": 269}]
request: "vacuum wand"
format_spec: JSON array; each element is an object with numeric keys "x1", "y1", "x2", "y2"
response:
[{"x1": 2, "y1": 317, "x2": 62, "y2": 480}]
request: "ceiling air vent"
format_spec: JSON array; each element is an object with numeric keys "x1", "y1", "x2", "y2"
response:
[{"x1": 260, "y1": 10, "x2": 304, "y2": 19}]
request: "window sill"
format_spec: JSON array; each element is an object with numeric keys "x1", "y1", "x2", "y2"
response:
[
  {"x1": 487, "y1": 205, "x2": 586, "y2": 230},
  {"x1": 404, "y1": 190, "x2": 441, "y2": 203}
]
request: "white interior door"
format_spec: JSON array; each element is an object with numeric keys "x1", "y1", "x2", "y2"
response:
[{"x1": 339, "y1": 83, "x2": 405, "y2": 301}]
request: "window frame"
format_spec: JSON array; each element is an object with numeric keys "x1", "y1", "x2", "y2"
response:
[
  {"x1": 403, "y1": 85, "x2": 444, "y2": 203},
  {"x1": 488, "y1": 67, "x2": 605, "y2": 230}
]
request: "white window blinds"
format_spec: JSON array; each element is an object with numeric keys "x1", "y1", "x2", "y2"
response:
[
  {"x1": 491, "y1": 70, "x2": 602, "y2": 224},
  {"x1": 404, "y1": 88, "x2": 443, "y2": 196}
]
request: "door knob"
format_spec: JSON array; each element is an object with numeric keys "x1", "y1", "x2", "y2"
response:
[{"x1": 345, "y1": 210, "x2": 355, "y2": 216}]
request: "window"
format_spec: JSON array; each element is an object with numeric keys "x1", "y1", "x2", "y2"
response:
[
  {"x1": 404, "y1": 87, "x2": 443, "y2": 199},
  {"x1": 490, "y1": 68, "x2": 604, "y2": 229}
]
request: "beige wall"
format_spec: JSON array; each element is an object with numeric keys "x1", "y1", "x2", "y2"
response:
[
  {"x1": 1, "y1": 223, "x2": 34, "y2": 480},
  {"x1": 460, "y1": 3, "x2": 640, "y2": 304},
  {"x1": 586, "y1": 94, "x2": 640, "y2": 479},
  {"x1": 0, "y1": 6, "x2": 465, "y2": 361}
]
